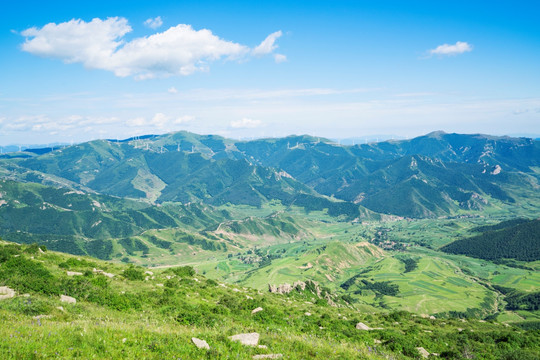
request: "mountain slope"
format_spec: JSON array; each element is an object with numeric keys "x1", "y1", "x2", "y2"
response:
[{"x1": 441, "y1": 218, "x2": 540, "y2": 261}]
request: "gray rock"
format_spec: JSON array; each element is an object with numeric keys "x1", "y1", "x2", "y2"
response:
[
  {"x1": 229, "y1": 332, "x2": 259, "y2": 346},
  {"x1": 252, "y1": 307, "x2": 263, "y2": 314},
  {"x1": 355, "y1": 322, "x2": 371, "y2": 330},
  {"x1": 60, "y1": 295, "x2": 76, "y2": 304},
  {"x1": 192, "y1": 337, "x2": 210, "y2": 350},
  {"x1": 0, "y1": 286, "x2": 15, "y2": 300},
  {"x1": 67, "y1": 271, "x2": 83, "y2": 276},
  {"x1": 416, "y1": 347, "x2": 430, "y2": 359}
]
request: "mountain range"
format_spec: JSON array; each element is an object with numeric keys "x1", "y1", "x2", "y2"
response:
[{"x1": 2, "y1": 130, "x2": 538, "y2": 218}]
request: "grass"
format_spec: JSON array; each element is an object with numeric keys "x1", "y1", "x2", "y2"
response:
[{"x1": 2, "y1": 242, "x2": 540, "y2": 359}]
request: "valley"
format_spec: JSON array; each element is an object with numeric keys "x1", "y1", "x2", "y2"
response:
[{"x1": 0, "y1": 130, "x2": 539, "y2": 358}]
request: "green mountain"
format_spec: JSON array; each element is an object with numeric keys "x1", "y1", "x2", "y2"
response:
[
  {"x1": 0, "y1": 180, "x2": 229, "y2": 260},
  {"x1": 236, "y1": 131, "x2": 540, "y2": 217},
  {"x1": 0, "y1": 130, "x2": 539, "y2": 263},
  {"x1": 441, "y1": 218, "x2": 540, "y2": 261},
  {"x1": 3, "y1": 135, "x2": 362, "y2": 219}
]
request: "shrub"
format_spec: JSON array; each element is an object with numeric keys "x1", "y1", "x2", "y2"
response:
[
  {"x1": 123, "y1": 266, "x2": 145, "y2": 281},
  {"x1": 0, "y1": 244, "x2": 21, "y2": 262},
  {"x1": 171, "y1": 266, "x2": 195, "y2": 277},
  {"x1": 0, "y1": 256, "x2": 59, "y2": 295}
]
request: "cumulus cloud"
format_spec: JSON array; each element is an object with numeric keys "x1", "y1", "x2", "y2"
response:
[
  {"x1": 428, "y1": 41, "x2": 473, "y2": 56},
  {"x1": 168, "y1": 87, "x2": 178, "y2": 94},
  {"x1": 230, "y1": 118, "x2": 262, "y2": 129},
  {"x1": 126, "y1": 117, "x2": 147, "y2": 127},
  {"x1": 252, "y1": 30, "x2": 283, "y2": 56},
  {"x1": 174, "y1": 115, "x2": 194, "y2": 124},
  {"x1": 1, "y1": 115, "x2": 119, "y2": 133},
  {"x1": 20, "y1": 17, "x2": 284, "y2": 79},
  {"x1": 274, "y1": 54, "x2": 287, "y2": 63},
  {"x1": 144, "y1": 16, "x2": 163, "y2": 29},
  {"x1": 125, "y1": 113, "x2": 195, "y2": 128}
]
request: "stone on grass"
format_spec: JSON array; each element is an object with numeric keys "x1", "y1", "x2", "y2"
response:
[
  {"x1": 416, "y1": 347, "x2": 430, "y2": 359},
  {"x1": 33, "y1": 314, "x2": 52, "y2": 320},
  {"x1": 253, "y1": 354, "x2": 282, "y2": 359},
  {"x1": 93, "y1": 268, "x2": 114, "y2": 278},
  {"x1": 258, "y1": 345, "x2": 268, "y2": 349},
  {"x1": 252, "y1": 307, "x2": 264, "y2": 314},
  {"x1": 355, "y1": 322, "x2": 371, "y2": 330},
  {"x1": 67, "y1": 271, "x2": 83, "y2": 276},
  {"x1": 192, "y1": 337, "x2": 210, "y2": 350},
  {"x1": 60, "y1": 295, "x2": 76, "y2": 304},
  {"x1": 229, "y1": 332, "x2": 259, "y2": 346},
  {"x1": 145, "y1": 271, "x2": 154, "y2": 276},
  {"x1": 0, "y1": 286, "x2": 16, "y2": 300},
  {"x1": 304, "y1": 312, "x2": 311, "y2": 316}
]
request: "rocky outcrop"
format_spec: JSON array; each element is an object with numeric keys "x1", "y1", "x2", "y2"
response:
[
  {"x1": 60, "y1": 295, "x2": 76, "y2": 304},
  {"x1": 0, "y1": 286, "x2": 15, "y2": 300},
  {"x1": 416, "y1": 347, "x2": 430, "y2": 358},
  {"x1": 67, "y1": 271, "x2": 83, "y2": 276},
  {"x1": 93, "y1": 268, "x2": 114, "y2": 278},
  {"x1": 192, "y1": 337, "x2": 210, "y2": 350},
  {"x1": 229, "y1": 332, "x2": 259, "y2": 346},
  {"x1": 268, "y1": 281, "x2": 308, "y2": 294}
]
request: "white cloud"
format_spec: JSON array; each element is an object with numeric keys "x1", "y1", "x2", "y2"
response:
[
  {"x1": 252, "y1": 30, "x2": 282, "y2": 56},
  {"x1": 428, "y1": 41, "x2": 473, "y2": 56},
  {"x1": 1, "y1": 115, "x2": 119, "y2": 133},
  {"x1": 20, "y1": 17, "x2": 284, "y2": 79},
  {"x1": 125, "y1": 113, "x2": 194, "y2": 128},
  {"x1": 151, "y1": 112, "x2": 170, "y2": 128},
  {"x1": 274, "y1": 54, "x2": 287, "y2": 63},
  {"x1": 168, "y1": 87, "x2": 178, "y2": 94},
  {"x1": 144, "y1": 16, "x2": 163, "y2": 29},
  {"x1": 174, "y1": 115, "x2": 195, "y2": 124},
  {"x1": 126, "y1": 117, "x2": 147, "y2": 127},
  {"x1": 230, "y1": 118, "x2": 262, "y2": 129}
]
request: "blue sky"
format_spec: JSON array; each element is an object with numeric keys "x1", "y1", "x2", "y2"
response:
[{"x1": 1, "y1": 0, "x2": 539, "y2": 145}]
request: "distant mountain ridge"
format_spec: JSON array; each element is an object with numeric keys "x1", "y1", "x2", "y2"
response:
[{"x1": 1, "y1": 130, "x2": 538, "y2": 219}]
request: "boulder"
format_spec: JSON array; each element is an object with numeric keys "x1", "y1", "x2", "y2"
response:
[
  {"x1": 252, "y1": 307, "x2": 264, "y2": 314},
  {"x1": 0, "y1": 286, "x2": 16, "y2": 300},
  {"x1": 355, "y1": 322, "x2": 371, "y2": 331},
  {"x1": 60, "y1": 295, "x2": 76, "y2": 304},
  {"x1": 93, "y1": 268, "x2": 114, "y2": 278},
  {"x1": 229, "y1": 332, "x2": 259, "y2": 346},
  {"x1": 191, "y1": 337, "x2": 210, "y2": 350},
  {"x1": 416, "y1": 347, "x2": 430, "y2": 359}
]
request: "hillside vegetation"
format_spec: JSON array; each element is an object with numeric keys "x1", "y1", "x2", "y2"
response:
[
  {"x1": 441, "y1": 219, "x2": 540, "y2": 261},
  {"x1": 1, "y1": 241, "x2": 539, "y2": 359}
]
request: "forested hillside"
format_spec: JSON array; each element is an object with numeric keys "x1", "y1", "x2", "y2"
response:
[{"x1": 441, "y1": 219, "x2": 540, "y2": 261}]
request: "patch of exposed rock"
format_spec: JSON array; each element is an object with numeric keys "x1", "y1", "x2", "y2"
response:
[
  {"x1": 0, "y1": 286, "x2": 16, "y2": 300},
  {"x1": 192, "y1": 337, "x2": 210, "y2": 350},
  {"x1": 93, "y1": 268, "x2": 114, "y2": 278},
  {"x1": 252, "y1": 307, "x2": 264, "y2": 314},
  {"x1": 229, "y1": 332, "x2": 259, "y2": 346},
  {"x1": 67, "y1": 271, "x2": 83, "y2": 276},
  {"x1": 416, "y1": 347, "x2": 430, "y2": 358},
  {"x1": 355, "y1": 322, "x2": 383, "y2": 331},
  {"x1": 253, "y1": 354, "x2": 283, "y2": 359},
  {"x1": 60, "y1": 295, "x2": 76, "y2": 304}
]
